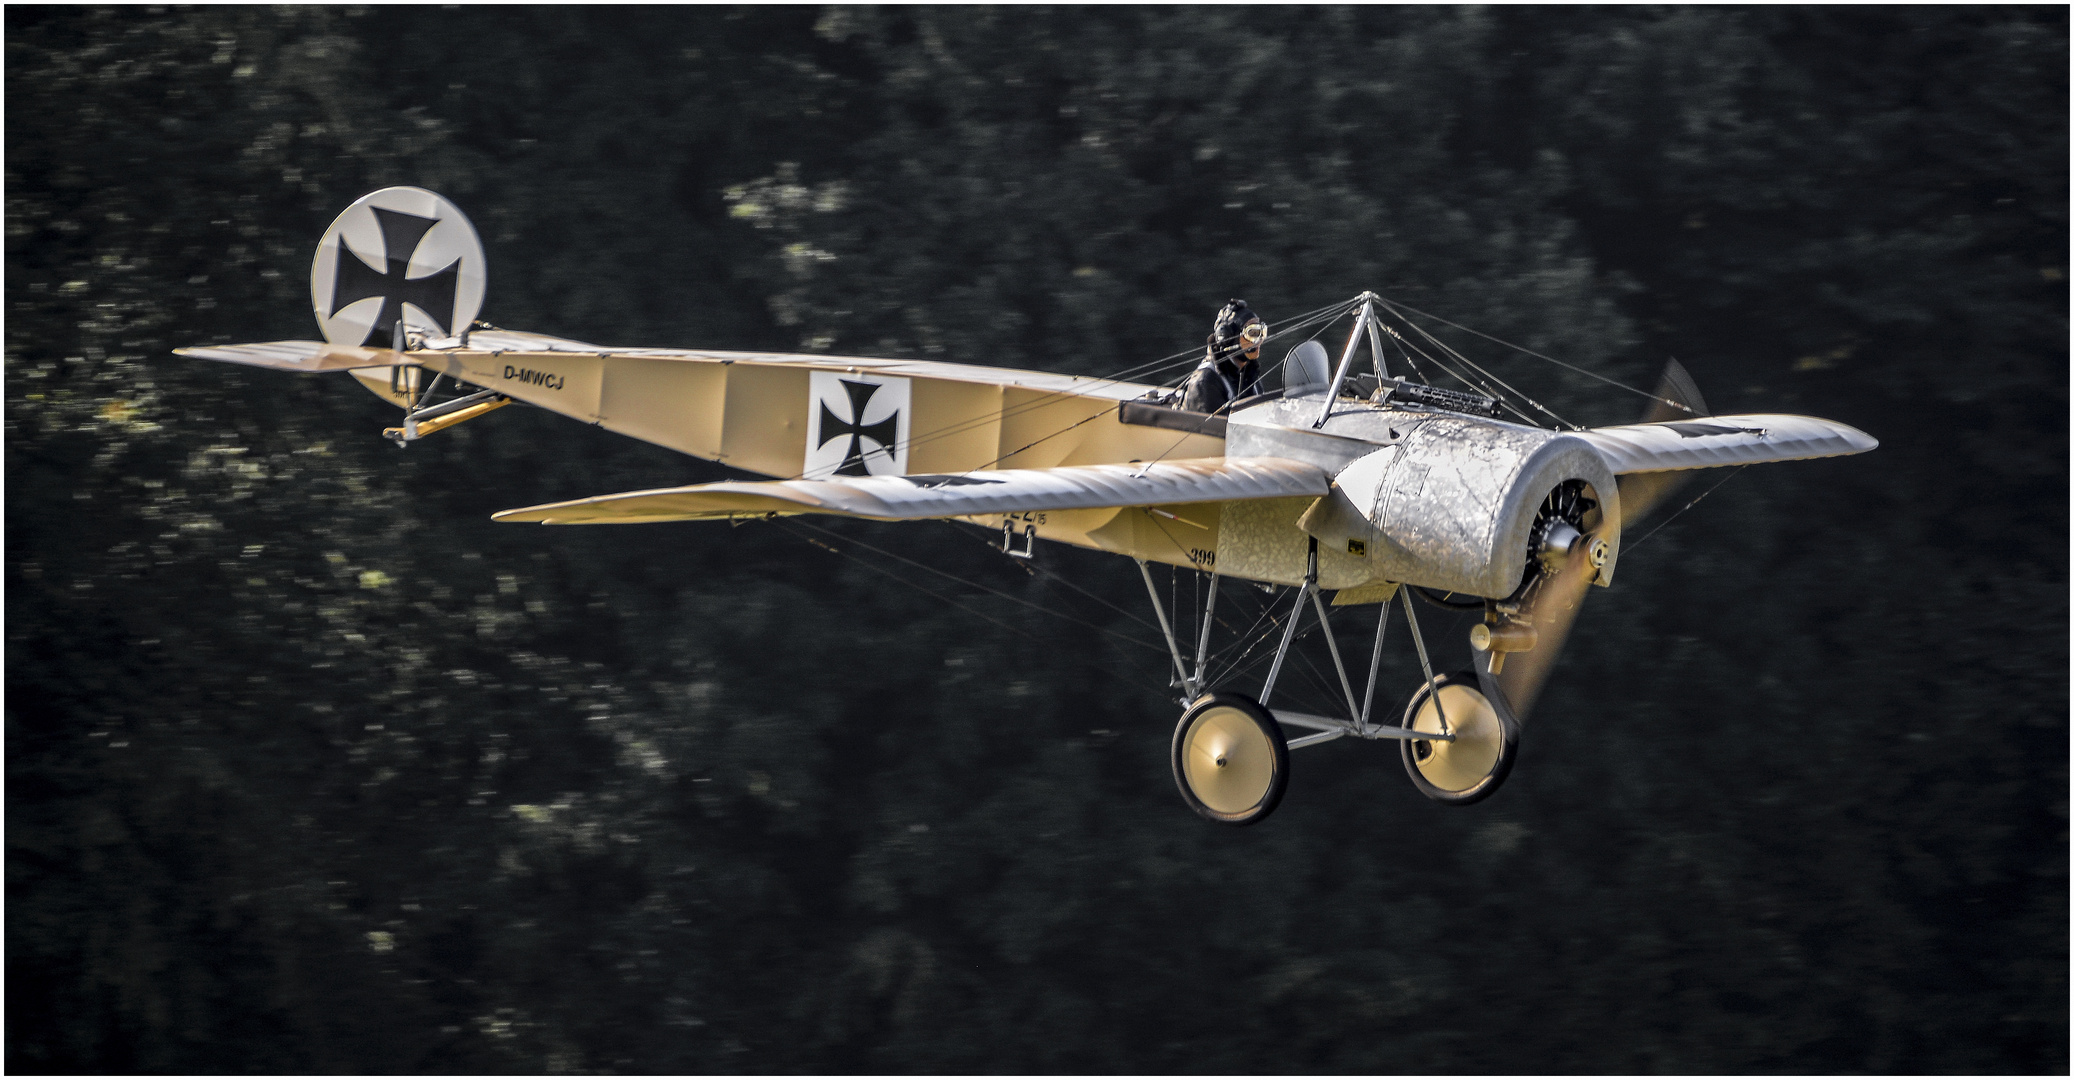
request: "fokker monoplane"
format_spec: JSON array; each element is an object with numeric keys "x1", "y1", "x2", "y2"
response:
[{"x1": 179, "y1": 187, "x2": 1877, "y2": 824}]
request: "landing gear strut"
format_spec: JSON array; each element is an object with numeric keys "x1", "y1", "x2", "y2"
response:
[{"x1": 1143, "y1": 540, "x2": 1520, "y2": 824}]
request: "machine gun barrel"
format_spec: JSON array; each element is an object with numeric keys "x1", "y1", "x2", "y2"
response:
[{"x1": 1376, "y1": 378, "x2": 1501, "y2": 418}]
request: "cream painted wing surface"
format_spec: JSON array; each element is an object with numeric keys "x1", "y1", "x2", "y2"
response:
[
  {"x1": 1578, "y1": 413, "x2": 1877, "y2": 474},
  {"x1": 493, "y1": 456, "x2": 1330, "y2": 524}
]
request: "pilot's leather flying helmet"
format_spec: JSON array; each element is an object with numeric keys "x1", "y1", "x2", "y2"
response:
[{"x1": 1211, "y1": 299, "x2": 1266, "y2": 358}]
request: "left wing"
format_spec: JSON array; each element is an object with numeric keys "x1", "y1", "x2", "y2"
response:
[
  {"x1": 1578, "y1": 413, "x2": 1876, "y2": 474},
  {"x1": 492, "y1": 456, "x2": 1330, "y2": 524}
]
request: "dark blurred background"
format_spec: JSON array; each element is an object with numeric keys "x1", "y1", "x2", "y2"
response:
[{"x1": 6, "y1": 6, "x2": 2065, "y2": 1073}]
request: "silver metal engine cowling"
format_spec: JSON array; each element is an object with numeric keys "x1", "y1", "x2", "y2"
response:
[{"x1": 1298, "y1": 415, "x2": 1621, "y2": 598}]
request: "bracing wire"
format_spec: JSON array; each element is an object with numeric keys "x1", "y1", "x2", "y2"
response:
[
  {"x1": 1204, "y1": 592, "x2": 1305, "y2": 689},
  {"x1": 770, "y1": 518, "x2": 1037, "y2": 642},
  {"x1": 778, "y1": 517, "x2": 1167, "y2": 655},
  {"x1": 1212, "y1": 614, "x2": 1342, "y2": 711},
  {"x1": 874, "y1": 296, "x2": 1363, "y2": 474},
  {"x1": 1620, "y1": 464, "x2": 1752, "y2": 553},
  {"x1": 940, "y1": 520, "x2": 1163, "y2": 635},
  {"x1": 771, "y1": 298, "x2": 1358, "y2": 484},
  {"x1": 1374, "y1": 295, "x2": 1694, "y2": 415},
  {"x1": 1290, "y1": 648, "x2": 1352, "y2": 719},
  {"x1": 1200, "y1": 586, "x2": 1288, "y2": 687},
  {"x1": 765, "y1": 519, "x2": 1178, "y2": 699},
  {"x1": 1125, "y1": 299, "x2": 1363, "y2": 473},
  {"x1": 1381, "y1": 323, "x2": 1552, "y2": 428},
  {"x1": 1373, "y1": 299, "x2": 1573, "y2": 429}
]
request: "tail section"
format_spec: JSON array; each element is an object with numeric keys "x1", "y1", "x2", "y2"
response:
[
  {"x1": 175, "y1": 186, "x2": 494, "y2": 411},
  {"x1": 311, "y1": 186, "x2": 486, "y2": 348}
]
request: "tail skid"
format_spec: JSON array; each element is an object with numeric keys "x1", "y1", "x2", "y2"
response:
[{"x1": 383, "y1": 386, "x2": 511, "y2": 447}]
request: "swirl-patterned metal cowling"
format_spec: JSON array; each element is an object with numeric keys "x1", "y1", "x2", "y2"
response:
[{"x1": 1277, "y1": 408, "x2": 1620, "y2": 599}]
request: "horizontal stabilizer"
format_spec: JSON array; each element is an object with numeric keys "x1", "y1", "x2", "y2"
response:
[
  {"x1": 1578, "y1": 413, "x2": 1876, "y2": 474},
  {"x1": 173, "y1": 340, "x2": 408, "y2": 372},
  {"x1": 455, "y1": 328, "x2": 608, "y2": 353},
  {"x1": 175, "y1": 329, "x2": 607, "y2": 373},
  {"x1": 493, "y1": 456, "x2": 1330, "y2": 525}
]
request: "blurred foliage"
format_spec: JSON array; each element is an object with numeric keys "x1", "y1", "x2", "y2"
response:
[{"x1": 6, "y1": 6, "x2": 2065, "y2": 1073}]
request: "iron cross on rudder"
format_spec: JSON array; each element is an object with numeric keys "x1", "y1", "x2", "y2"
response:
[
  {"x1": 329, "y1": 207, "x2": 463, "y2": 345},
  {"x1": 817, "y1": 379, "x2": 899, "y2": 476}
]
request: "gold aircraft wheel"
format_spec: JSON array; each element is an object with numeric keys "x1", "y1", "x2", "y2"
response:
[
  {"x1": 1400, "y1": 672, "x2": 1519, "y2": 805},
  {"x1": 1171, "y1": 693, "x2": 1289, "y2": 826}
]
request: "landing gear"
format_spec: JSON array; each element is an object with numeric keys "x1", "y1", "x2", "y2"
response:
[
  {"x1": 1142, "y1": 540, "x2": 1523, "y2": 822},
  {"x1": 1400, "y1": 672, "x2": 1518, "y2": 805},
  {"x1": 1171, "y1": 693, "x2": 1288, "y2": 826}
]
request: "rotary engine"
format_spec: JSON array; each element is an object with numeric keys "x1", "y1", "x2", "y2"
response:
[{"x1": 1295, "y1": 413, "x2": 1622, "y2": 599}]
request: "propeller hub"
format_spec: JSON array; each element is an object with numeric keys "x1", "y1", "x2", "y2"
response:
[{"x1": 1537, "y1": 520, "x2": 1585, "y2": 571}]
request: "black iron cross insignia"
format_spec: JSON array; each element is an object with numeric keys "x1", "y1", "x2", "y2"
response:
[
  {"x1": 818, "y1": 380, "x2": 900, "y2": 476},
  {"x1": 330, "y1": 207, "x2": 461, "y2": 345}
]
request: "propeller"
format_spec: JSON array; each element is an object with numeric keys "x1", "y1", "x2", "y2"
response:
[
  {"x1": 1480, "y1": 360, "x2": 1708, "y2": 721},
  {"x1": 1493, "y1": 528, "x2": 1601, "y2": 717},
  {"x1": 1613, "y1": 358, "x2": 1711, "y2": 524},
  {"x1": 1486, "y1": 491, "x2": 1604, "y2": 721}
]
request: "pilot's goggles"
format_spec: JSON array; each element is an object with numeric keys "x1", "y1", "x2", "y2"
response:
[{"x1": 1238, "y1": 321, "x2": 1268, "y2": 347}]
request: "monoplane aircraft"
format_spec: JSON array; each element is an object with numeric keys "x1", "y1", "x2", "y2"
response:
[{"x1": 179, "y1": 187, "x2": 1877, "y2": 824}]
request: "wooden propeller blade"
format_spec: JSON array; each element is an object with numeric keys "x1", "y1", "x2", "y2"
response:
[{"x1": 1491, "y1": 544, "x2": 1597, "y2": 722}]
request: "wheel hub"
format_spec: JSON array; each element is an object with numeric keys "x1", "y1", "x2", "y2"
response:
[
  {"x1": 1171, "y1": 694, "x2": 1289, "y2": 825},
  {"x1": 1399, "y1": 673, "x2": 1519, "y2": 805}
]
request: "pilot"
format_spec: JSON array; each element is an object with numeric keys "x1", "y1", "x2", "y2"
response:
[{"x1": 1180, "y1": 299, "x2": 1268, "y2": 414}]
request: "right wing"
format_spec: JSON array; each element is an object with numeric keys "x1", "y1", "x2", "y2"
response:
[
  {"x1": 1577, "y1": 413, "x2": 1876, "y2": 474},
  {"x1": 491, "y1": 456, "x2": 1330, "y2": 524}
]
